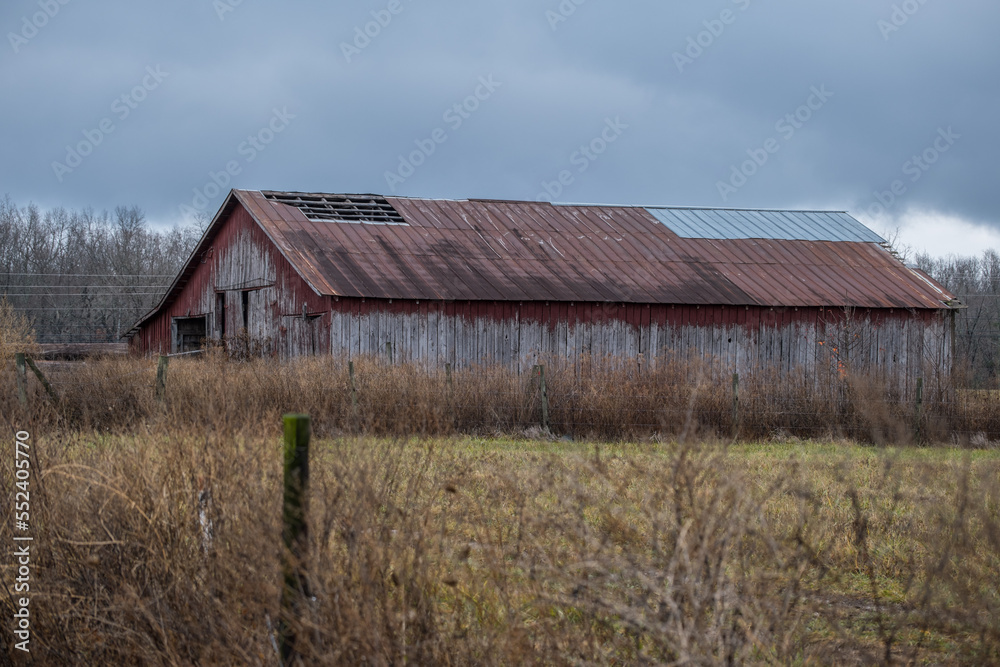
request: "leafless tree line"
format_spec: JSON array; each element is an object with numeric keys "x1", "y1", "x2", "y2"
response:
[
  {"x1": 915, "y1": 250, "x2": 1000, "y2": 387},
  {"x1": 0, "y1": 195, "x2": 201, "y2": 343}
]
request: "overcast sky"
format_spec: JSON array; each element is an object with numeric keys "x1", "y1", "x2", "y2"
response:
[{"x1": 2, "y1": 0, "x2": 998, "y2": 258}]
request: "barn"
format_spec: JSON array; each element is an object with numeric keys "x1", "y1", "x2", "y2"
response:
[{"x1": 126, "y1": 189, "x2": 960, "y2": 384}]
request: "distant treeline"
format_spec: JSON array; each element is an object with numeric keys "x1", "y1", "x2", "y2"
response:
[
  {"x1": 915, "y1": 250, "x2": 1000, "y2": 387},
  {"x1": 0, "y1": 196, "x2": 201, "y2": 343}
]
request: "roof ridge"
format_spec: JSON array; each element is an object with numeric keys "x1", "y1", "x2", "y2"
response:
[{"x1": 249, "y1": 190, "x2": 849, "y2": 213}]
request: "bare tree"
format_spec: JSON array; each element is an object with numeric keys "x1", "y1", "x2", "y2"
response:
[
  {"x1": 0, "y1": 196, "x2": 200, "y2": 344},
  {"x1": 917, "y1": 250, "x2": 1000, "y2": 387}
]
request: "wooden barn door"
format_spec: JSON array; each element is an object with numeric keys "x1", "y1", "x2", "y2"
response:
[{"x1": 285, "y1": 314, "x2": 321, "y2": 357}]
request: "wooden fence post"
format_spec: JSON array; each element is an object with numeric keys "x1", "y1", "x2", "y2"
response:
[
  {"x1": 385, "y1": 341, "x2": 393, "y2": 364},
  {"x1": 445, "y1": 362, "x2": 455, "y2": 428},
  {"x1": 15, "y1": 352, "x2": 27, "y2": 408},
  {"x1": 914, "y1": 377, "x2": 924, "y2": 442},
  {"x1": 536, "y1": 364, "x2": 549, "y2": 432},
  {"x1": 731, "y1": 372, "x2": 740, "y2": 439},
  {"x1": 156, "y1": 355, "x2": 169, "y2": 402},
  {"x1": 348, "y1": 361, "x2": 358, "y2": 431},
  {"x1": 279, "y1": 414, "x2": 311, "y2": 666},
  {"x1": 24, "y1": 356, "x2": 58, "y2": 405}
]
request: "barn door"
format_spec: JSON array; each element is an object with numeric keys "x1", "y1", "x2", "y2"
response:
[{"x1": 285, "y1": 314, "x2": 323, "y2": 357}]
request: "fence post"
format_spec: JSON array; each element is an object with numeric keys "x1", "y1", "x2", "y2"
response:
[
  {"x1": 15, "y1": 353, "x2": 27, "y2": 408},
  {"x1": 731, "y1": 372, "x2": 740, "y2": 439},
  {"x1": 156, "y1": 355, "x2": 169, "y2": 402},
  {"x1": 348, "y1": 360, "x2": 358, "y2": 430},
  {"x1": 279, "y1": 413, "x2": 311, "y2": 666},
  {"x1": 914, "y1": 377, "x2": 924, "y2": 443},
  {"x1": 445, "y1": 362, "x2": 455, "y2": 428},
  {"x1": 385, "y1": 341, "x2": 393, "y2": 364},
  {"x1": 24, "y1": 357, "x2": 58, "y2": 405},
  {"x1": 536, "y1": 364, "x2": 550, "y2": 432}
]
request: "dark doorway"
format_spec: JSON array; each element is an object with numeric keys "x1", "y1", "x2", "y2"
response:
[
  {"x1": 241, "y1": 290, "x2": 250, "y2": 331},
  {"x1": 216, "y1": 292, "x2": 226, "y2": 339}
]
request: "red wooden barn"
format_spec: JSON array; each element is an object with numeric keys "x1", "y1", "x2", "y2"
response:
[{"x1": 126, "y1": 189, "x2": 960, "y2": 383}]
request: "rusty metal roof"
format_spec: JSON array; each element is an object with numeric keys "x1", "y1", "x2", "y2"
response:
[{"x1": 232, "y1": 190, "x2": 958, "y2": 309}]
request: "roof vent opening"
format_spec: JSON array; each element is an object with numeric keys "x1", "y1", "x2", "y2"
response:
[{"x1": 262, "y1": 192, "x2": 407, "y2": 225}]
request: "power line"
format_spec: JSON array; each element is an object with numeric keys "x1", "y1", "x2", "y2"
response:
[
  {"x1": 0, "y1": 272, "x2": 174, "y2": 277},
  {"x1": 0, "y1": 285, "x2": 169, "y2": 289},
  {"x1": 2, "y1": 292, "x2": 163, "y2": 296}
]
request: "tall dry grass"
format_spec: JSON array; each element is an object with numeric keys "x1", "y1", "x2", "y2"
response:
[
  {"x1": 0, "y1": 429, "x2": 998, "y2": 665},
  {"x1": 1, "y1": 353, "x2": 999, "y2": 444},
  {"x1": 1, "y1": 354, "x2": 999, "y2": 663}
]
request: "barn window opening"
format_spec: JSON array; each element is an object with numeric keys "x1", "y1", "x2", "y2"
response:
[
  {"x1": 262, "y1": 191, "x2": 407, "y2": 225},
  {"x1": 174, "y1": 316, "x2": 207, "y2": 353},
  {"x1": 241, "y1": 290, "x2": 250, "y2": 331}
]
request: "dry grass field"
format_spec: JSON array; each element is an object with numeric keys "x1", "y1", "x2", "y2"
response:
[{"x1": 1, "y1": 355, "x2": 999, "y2": 664}]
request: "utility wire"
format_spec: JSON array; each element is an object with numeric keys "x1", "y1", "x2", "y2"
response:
[
  {"x1": 0, "y1": 272, "x2": 174, "y2": 277},
  {"x1": 12, "y1": 307, "x2": 154, "y2": 311},
  {"x1": 0, "y1": 286, "x2": 170, "y2": 289},
  {"x1": 2, "y1": 292, "x2": 164, "y2": 297}
]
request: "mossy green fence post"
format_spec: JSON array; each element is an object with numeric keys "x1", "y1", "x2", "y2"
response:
[
  {"x1": 25, "y1": 356, "x2": 58, "y2": 405},
  {"x1": 279, "y1": 413, "x2": 311, "y2": 665},
  {"x1": 914, "y1": 377, "x2": 924, "y2": 443}
]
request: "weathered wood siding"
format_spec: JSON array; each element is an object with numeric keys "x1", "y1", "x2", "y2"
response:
[
  {"x1": 326, "y1": 298, "x2": 952, "y2": 388},
  {"x1": 132, "y1": 205, "x2": 329, "y2": 356}
]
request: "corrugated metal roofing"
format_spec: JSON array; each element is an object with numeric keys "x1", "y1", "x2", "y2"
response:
[
  {"x1": 646, "y1": 207, "x2": 887, "y2": 243},
  {"x1": 219, "y1": 190, "x2": 956, "y2": 310}
]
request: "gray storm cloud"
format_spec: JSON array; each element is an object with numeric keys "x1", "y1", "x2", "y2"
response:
[{"x1": 1, "y1": 0, "x2": 996, "y2": 243}]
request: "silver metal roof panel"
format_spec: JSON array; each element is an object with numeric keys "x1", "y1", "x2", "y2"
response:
[{"x1": 646, "y1": 207, "x2": 885, "y2": 243}]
